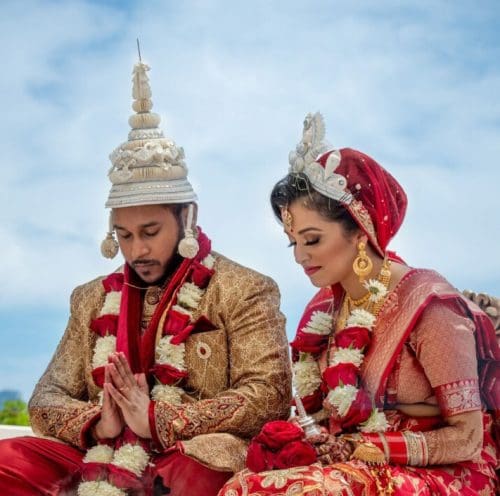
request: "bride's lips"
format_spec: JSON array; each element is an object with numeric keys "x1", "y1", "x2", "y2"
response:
[{"x1": 304, "y1": 266, "x2": 321, "y2": 276}]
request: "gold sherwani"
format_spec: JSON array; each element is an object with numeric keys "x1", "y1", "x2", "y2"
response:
[{"x1": 29, "y1": 253, "x2": 292, "y2": 472}]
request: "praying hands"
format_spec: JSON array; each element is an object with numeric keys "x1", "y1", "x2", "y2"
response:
[{"x1": 94, "y1": 352, "x2": 152, "y2": 440}]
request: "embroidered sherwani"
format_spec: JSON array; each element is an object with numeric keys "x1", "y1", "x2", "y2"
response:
[{"x1": 1, "y1": 253, "x2": 291, "y2": 494}]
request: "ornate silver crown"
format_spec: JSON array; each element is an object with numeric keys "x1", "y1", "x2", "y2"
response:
[{"x1": 289, "y1": 112, "x2": 352, "y2": 205}]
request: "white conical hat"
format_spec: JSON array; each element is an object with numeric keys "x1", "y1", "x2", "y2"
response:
[{"x1": 105, "y1": 61, "x2": 197, "y2": 208}]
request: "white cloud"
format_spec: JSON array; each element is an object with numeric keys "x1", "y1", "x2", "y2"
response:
[{"x1": 0, "y1": 1, "x2": 499, "y2": 397}]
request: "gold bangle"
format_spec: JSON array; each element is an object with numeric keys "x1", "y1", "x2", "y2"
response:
[{"x1": 351, "y1": 441, "x2": 387, "y2": 466}]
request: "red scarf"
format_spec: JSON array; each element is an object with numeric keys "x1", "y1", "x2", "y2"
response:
[{"x1": 116, "y1": 229, "x2": 212, "y2": 375}]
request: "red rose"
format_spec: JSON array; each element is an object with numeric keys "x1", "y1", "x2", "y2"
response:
[
  {"x1": 92, "y1": 366, "x2": 105, "y2": 388},
  {"x1": 296, "y1": 390, "x2": 324, "y2": 414},
  {"x1": 151, "y1": 364, "x2": 188, "y2": 385},
  {"x1": 335, "y1": 326, "x2": 371, "y2": 350},
  {"x1": 90, "y1": 315, "x2": 118, "y2": 337},
  {"x1": 163, "y1": 310, "x2": 191, "y2": 335},
  {"x1": 322, "y1": 363, "x2": 358, "y2": 389},
  {"x1": 254, "y1": 421, "x2": 304, "y2": 450},
  {"x1": 274, "y1": 440, "x2": 317, "y2": 469},
  {"x1": 191, "y1": 262, "x2": 214, "y2": 289},
  {"x1": 246, "y1": 441, "x2": 276, "y2": 472},
  {"x1": 290, "y1": 331, "x2": 329, "y2": 354},
  {"x1": 102, "y1": 273, "x2": 124, "y2": 293},
  {"x1": 342, "y1": 388, "x2": 372, "y2": 428}
]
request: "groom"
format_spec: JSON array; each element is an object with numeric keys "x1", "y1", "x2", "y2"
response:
[{"x1": 0, "y1": 59, "x2": 291, "y2": 495}]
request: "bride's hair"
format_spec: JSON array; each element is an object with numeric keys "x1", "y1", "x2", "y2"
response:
[{"x1": 270, "y1": 173, "x2": 358, "y2": 236}]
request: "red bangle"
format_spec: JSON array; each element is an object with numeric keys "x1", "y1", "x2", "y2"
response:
[{"x1": 362, "y1": 432, "x2": 408, "y2": 465}]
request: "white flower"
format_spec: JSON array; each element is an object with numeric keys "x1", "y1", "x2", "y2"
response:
[
  {"x1": 326, "y1": 384, "x2": 358, "y2": 418},
  {"x1": 202, "y1": 253, "x2": 216, "y2": 269},
  {"x1": 330, "y1": 347, "x2": 364, "y2": 367},
  {"x1": 346, "y1": 308, "x2": 376, "y2": 329},
  {"x1": 363, "y1": 279, "x2": 388, "y2": 303},
  {"x1": 156, "y1": 336, "x2": 186, "y2": 370},
  {"x1": 151, "y1": 384, "x2": 183, "y2": 404},
  {"x1": 303, "y1": 311, "x2": 332, "y2": 335},
  {"x1": 92, "y1": 336, "x2": 117, "y2": 368},
  {"x1": 293, "y1": 357, "x2": 322, "y2": 397},
  {"x1": 112, "y1": 443, "x2": 150, "y2": 476},
  {"x1": 171, "y1": 304, "x2": 193, "y2": 318},
  {"x1": 83, "y1": 445, "x2": 114, "y2": 463},
  {"x1": 100, "y1": 291, "x2": 121, "y2": 316},
  {"x1": 177, "y1": 282, "x2": 204, "y2": 310},
  {"x1": 359, "y1": 409, "x2": 388, "y2": 433},
  {"x1": 78, "y1": 480, "x2": 126, "y2": 496}
]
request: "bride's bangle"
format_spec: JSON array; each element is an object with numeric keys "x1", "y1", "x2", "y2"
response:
[{"x1": 360, "y1": 431, "x2": 429, "y2": 466}]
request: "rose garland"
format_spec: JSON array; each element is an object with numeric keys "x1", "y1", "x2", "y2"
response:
[
  {"x1": 292, "y1": 277, "x2": 390, "y2": 434},
  {"x1": 78, "y1": 253, "x2": 215, "y2": 496}
]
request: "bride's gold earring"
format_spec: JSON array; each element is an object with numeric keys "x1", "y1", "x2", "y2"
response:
[{"x1": 353, "y1": 241, "x2": 373, "y2": 283}]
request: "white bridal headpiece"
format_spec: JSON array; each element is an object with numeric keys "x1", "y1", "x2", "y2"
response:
[{"x1": 288, "y1": 112, "x2": 353, "y2": 205}]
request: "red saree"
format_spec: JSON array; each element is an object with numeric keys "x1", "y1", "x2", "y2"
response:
[{"x1": 220, "y1": 269, "x2": 499, "y2": 495}]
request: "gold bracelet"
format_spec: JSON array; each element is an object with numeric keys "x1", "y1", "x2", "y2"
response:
[{"x1": 402, "y1": 431, "x2": 428, "y2": 466}]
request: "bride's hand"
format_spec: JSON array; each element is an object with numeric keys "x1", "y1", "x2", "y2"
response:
[{"x1": 315, "y1": 435, "x2": 355, "y2": 465}]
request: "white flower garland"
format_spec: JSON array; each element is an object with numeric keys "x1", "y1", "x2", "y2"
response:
[
  {"x1": 112, "y1": 444, "x2": 150, "y2": 476},
  {"x1": 155, "y1": 336, "x2": 186, "y2": 371},
  {"x1": 303, "y1": 310, "x2": 333, "y2": 335},
  {"x1": 100, "y1": 291, "x2": 121, "y2": 316},
  {"x1": 292, "y1": 357, "x2": 322, "y2": 398},
  {"x1": 91, "y1": 289, "x2": 121, "y2": 368},
  {"x1": 81, "y1": 253, "x2": 215, "y2": 494},
  {"x1": 78, "y1": 481, "x2": 126, "y2": 496},
  {"x1": 363, "y1": 278, "x2": 388, "y2": 303},
  {"x1": 84, "y1": 445, "x2": 114, "y2": 464},
  {"x1": 326, "y1": 384, "x2": 359, "y2": 418},
  {"x1": 92, "y1": 335, "x2": 118, "y2": 369},
  {"x1": 329, "y1": 347, "x2": 364, "y2": 368},
  {"x1": 345, "y1": 308, "x2": 375, "y2": 328},
  {"x1": 151, "y1": 254, "x2": 214, "y2": 404},
  {"x1": 294, "y1": 279, "x2": 389, "y2": 433},
  {"x1": 359, "y1": 409, "x2": 389, "y2": 433}
]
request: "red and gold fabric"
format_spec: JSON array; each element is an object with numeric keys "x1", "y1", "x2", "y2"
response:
[
  {"x1": 219, "y1": 269, "x2": 499, "y2": 495},
  {"x1": 4, "y1": 233, "x2": 291, "y2": 494}
]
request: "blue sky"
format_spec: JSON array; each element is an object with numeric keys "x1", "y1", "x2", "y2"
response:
[{"x1": 1, "y1": 0, "x2": 499, "y2": 400}]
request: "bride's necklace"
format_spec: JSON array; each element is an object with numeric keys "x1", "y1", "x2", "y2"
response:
[{"x1": 336, "y1": 259, "x2": 391, "y2": 331}]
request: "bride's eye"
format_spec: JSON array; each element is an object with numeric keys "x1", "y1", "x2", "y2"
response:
[{"x1": 304, "y1": 238, "x2": 320, "y2": 246}]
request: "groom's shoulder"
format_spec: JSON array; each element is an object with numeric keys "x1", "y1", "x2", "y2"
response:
[
  {"x1": 69, "y1": 268, "x2": 123, "y2": 307},
  {"x1": 211, "y1": 252, "x2": 279, "y2": 291}
]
